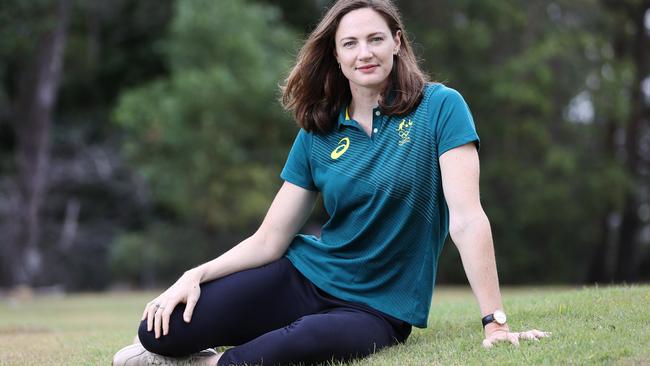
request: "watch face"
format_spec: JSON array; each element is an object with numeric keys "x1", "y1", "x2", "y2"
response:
[{"x1": 494, "y1": 310, "x2": 507, "y2": 324}]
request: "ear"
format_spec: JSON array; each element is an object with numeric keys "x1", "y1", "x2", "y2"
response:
[{"x1": 393, "y1": 29, "x2": 402, "y2": 54}]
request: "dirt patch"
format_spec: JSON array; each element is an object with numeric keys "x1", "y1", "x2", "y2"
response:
[{"x1": 0, "y1": 325, "x2": 52, "y2": 335}]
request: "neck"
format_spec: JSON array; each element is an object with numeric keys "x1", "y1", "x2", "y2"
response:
[{"x1": 348, "y1": 82, "x2": 383, "y2": 115}]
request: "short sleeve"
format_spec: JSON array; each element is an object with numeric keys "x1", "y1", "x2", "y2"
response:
[
  {"x1": 280, "y1": 129, "x2": 318, "y2": 191},
  {"x1": 430, "y1": 85, "x2": 480, "y2": 158}
]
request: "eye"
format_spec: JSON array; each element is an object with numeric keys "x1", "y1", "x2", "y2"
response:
[
  {"x1": 343, "y1": 40, "x2": 356, "y2": 48},
  {"x1": 370, "y1": 37, "x2": 384, "y2": 43}
]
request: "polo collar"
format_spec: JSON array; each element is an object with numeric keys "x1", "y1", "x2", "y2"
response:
[
  {"x1": 336, "y1": 106, "x2": 359, "y2": 130},
  {"x1": 336, "y1": 89, "x2": 398, "y2": 130}
]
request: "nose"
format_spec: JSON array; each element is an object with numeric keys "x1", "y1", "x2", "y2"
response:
[{"x1": 358, "y1": 42, "x2": 373, "y2": 61}]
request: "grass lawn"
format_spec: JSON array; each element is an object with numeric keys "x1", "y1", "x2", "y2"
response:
[{"x1": 0, "y1": 285, "x2": 648, "y2": 365}]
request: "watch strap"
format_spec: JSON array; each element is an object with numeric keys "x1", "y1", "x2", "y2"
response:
[{"x1": 481, "y1": 313, "x2": 495, "y2": 328}]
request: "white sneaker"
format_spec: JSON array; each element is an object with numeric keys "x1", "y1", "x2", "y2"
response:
[{"x1": 112, "y1": 342, "x2": 219, "y2": 366}]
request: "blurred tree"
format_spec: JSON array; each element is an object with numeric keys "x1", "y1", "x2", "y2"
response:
[
  {"x1": 257, "y1": 0, "x2": 324, "y2": 33},
  {"x1": 0, "y1": 0, "x2": 172, "y2": 289},
  {"x1": 112, "y1": 0, "x2": 649, "y2": 285},
  {"x1": 111, "y1": 0, "x2": 298, "y2": 284},
  {"x1": 597, "y1": 0, "x2": 650, "y2": 282},
  {"x1": 1, "y1": 0, "x2": 645, "y2": 289},
  {"x1": 0, "y1": 0, "x2": 72, "y2": 286},
  {"x1": 250, "y1": 0, "x2": 629, "y2": 283},
  {"x1": 398, "y1": 0, "x2": 642, "y2": 283}
]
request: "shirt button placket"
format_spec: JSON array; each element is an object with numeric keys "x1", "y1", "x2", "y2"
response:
[{"x1": 373, "y1": 110, "x2": 381, "y2": 137}]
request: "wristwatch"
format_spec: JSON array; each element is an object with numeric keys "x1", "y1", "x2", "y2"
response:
[{"x1": 481, "y1": 309, "x2": 507, "y2": 328}]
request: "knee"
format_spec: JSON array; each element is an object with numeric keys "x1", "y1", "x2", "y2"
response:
[
  {"x1": 137, "y1": 320, "x2": 178, "y2": 357},
  {"x1": 137, "y1": 320, "x2": 160, "y2": 353}
]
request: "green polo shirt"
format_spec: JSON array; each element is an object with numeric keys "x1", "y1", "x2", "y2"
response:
[{"x1": 280, "y1": 83, "x2": 480, "y2": 327}]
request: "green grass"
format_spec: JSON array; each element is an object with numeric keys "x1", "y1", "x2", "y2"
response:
[{"x1": 0, "y1": 285, "x2": 648, "y2": 365}]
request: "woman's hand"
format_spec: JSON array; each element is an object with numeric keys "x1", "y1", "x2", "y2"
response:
[
  {"x1": 141, "y1": 269, "x2": 203, "y2": 339},
  {"x1": 482, "y1": 323, "x2": 551, "y2": 348}
]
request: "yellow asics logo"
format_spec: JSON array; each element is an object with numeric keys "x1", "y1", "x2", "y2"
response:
[{"x1": 330, "y1": 137, "x2": 350, "y2": 160}]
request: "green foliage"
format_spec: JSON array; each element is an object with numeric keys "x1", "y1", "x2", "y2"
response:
[
  {"x1": 110, "y1": 0, "x2": 299, "y2": 282},
  {"x1": 0, "y1": 0, "x2": 644, "y2": 288},
  {"x1": 411, "y1": 0, "x2": 635, "y2": 283},
  {"x1": 0, "y1": 0, "x2": 55, "y2": 60},
  {"x1": 114, "y1": 0, "x2": 297, "y2": 230},
  {"x1": 108, "y1": 224, "x2": 216, "y2": 285},
  {"x1": 85, "y1": 0, "x2": 647, "y2": 285}
]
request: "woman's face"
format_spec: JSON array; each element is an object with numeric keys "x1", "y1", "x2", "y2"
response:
[{"x1": 334, "y1": 8, "x2": 401, "y2": 92}]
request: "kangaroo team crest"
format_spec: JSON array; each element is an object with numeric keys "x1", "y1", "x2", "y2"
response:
[{"x1": 396, "y1": 119, "x2": 413, "y2": 145}]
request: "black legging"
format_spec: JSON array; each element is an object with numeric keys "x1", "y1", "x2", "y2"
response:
[{"x1": 137, "y1": 257, "x2": 412, "y2": 365}]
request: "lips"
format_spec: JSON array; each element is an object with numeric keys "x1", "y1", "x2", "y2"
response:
[{"x1": 355, "y1": 64, "x2": 379, "y2": 72}]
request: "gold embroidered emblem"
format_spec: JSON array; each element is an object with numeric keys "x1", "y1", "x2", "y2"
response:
[{"x1": 396, "y1": 119, "x2": 413, "y2": 145}]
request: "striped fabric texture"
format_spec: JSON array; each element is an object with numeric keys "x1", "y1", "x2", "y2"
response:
[{"x1": 281, "y1": 83, "x2": 480, "y2": 327}]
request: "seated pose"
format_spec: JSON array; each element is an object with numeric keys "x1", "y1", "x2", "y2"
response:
[{"x1": 113, "y1": 0, "x2": 549, "y2": 365}]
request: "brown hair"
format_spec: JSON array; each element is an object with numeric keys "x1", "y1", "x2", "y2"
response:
[{"x1": 280, "y1": 0, "x2": 429, "y2": 134}]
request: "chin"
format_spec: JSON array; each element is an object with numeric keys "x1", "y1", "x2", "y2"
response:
[{"x1": 350, "y1": 75, "x2": 390, "y2": 89}]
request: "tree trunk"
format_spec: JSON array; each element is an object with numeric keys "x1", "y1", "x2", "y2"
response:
[
  {"x1": 613, "y1": 1, "x2": 649, "y2": 282},
  {"x1": 587, "y1": 1, "x2": 629, "y2": 283},
  {"x1": 7, "y1": 0, "x2": 71, "y2": 286}
]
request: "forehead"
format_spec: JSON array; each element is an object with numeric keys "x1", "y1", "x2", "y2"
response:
[{"x1": 335, "y1": 8, "x2": 391, "y2": 39}]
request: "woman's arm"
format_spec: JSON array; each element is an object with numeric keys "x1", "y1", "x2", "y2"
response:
[
  {"x1": 190, "y1": 180, "x2": 318, "y2": 282},
  {"x1": 144, "y1": 181, "x2": 318, "y2": 338},
  {"x1": 440, "y1": 143, "x2": 549, "y2": 347},
  {"x1": 440, "y1": 144, "x2": 506, "y2": 327}
]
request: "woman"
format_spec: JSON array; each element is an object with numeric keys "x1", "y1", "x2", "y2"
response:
[{"x1": 113, "y1": 1, "x2": 549, "y2": 365}]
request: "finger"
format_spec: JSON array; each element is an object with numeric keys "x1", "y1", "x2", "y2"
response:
[
  {"x1": 162, "y1": 308, "x2": 171, "y2": 336},
  {"x1": 183, "y1": 287, "x2": 201, "y2": 323},
  {"x1": 482, "y1": 338, "x2": 493, "y2": 348},
  {"x1": 533, "y1": 329, "x2": 551, "y2": 338},
  {"x1": 522, "y1": 329, "x2": 550, "y2": 340},
  {"x1": 162, "y1": 301, "x2": 178, "y2": 336},
  {"x1": 154, "y1": 306, "x2": 164, "y2": 339},
  {"x1": 519, "y1": 331, "x2": 535, "y2": 340},
  {"x1": 509, "y1": 332, "x2": 520, "y2": 346},
  {"x1": 147, "y1": 303, "x2": 158, "y2": 332}
]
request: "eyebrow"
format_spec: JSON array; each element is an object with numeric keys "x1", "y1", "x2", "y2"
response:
[{"x1": 339, "y1": 32, "x2": 387, "y2": 42}]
